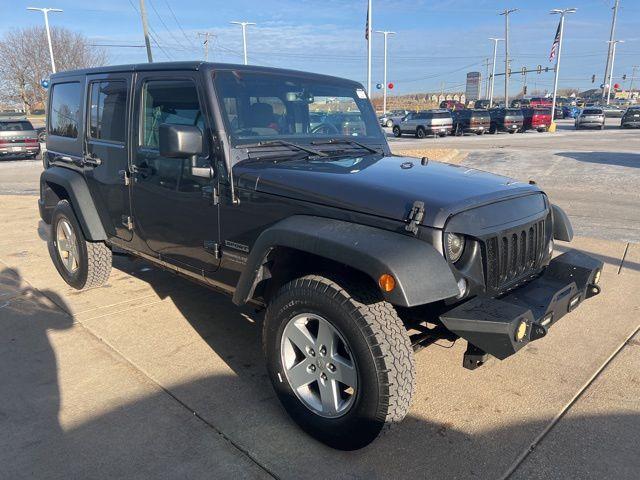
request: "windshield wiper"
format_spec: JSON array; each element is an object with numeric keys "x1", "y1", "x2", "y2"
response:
[
  {"x1": 310, "y1": 138, "x2": 380, "y2": 154},
  {"x1": 237, "y1": 139, "x2": 327, "y2": 157}
]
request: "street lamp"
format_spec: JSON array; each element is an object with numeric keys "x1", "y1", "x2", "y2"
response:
[
  {"x1": 27, "y1": 6, "x2": 63, "y2": 73},
  {"x1": 606, "y1": 39, "x2": 624, "y2": 105},
  {"x1": 230, "y1": 21, "x2": 256, "y2": 65},
  {"x1": 549, "y1": 8, "x2": 576, "y2": 132},
  {"x1": 488, "y1": 38, "x2": 503, "y2": 108},
  {"x1": 375, "y1": 31, "x2": 396, "y2": 114}
]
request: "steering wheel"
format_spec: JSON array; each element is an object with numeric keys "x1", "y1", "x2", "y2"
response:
[{"x1": 310, "y1": 122, "x2": 340, "y2": 135}]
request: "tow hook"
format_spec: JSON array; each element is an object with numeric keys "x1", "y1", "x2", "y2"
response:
[
  {"x1": 529, "y1": 323, "x2": 548, "y2": 341},
  {"x1": 586, "y1": 283, "x2": 601, "y2": 299},
  {"x1": 463, "y1": 343, "x2": 489, "y2": 370}
]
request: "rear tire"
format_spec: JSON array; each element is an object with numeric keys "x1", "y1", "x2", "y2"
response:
[
  {"x1": 48, "y1": 200, "x2": 112, "y2": 290},
  {"x1": 392, "y1": 126, "x2": 402, "y2": 137},
  {"x1": 263, "y1": 275, "x2": 415, "y2": 450}
]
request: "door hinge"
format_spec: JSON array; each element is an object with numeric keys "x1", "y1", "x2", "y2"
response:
[
  {"x1": 122, "y1": 215, "x2": 134, "y2": 230},
  {"x1": 203, "y1": 240, "x2": 221, "y2": 259},
  {"x1": 405, "y1": 201, "x2": 425, "y2": 235}
]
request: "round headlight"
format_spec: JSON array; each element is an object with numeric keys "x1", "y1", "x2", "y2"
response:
[{"x1": 445, "y1": 233, "x2": 466, "y2": 263}]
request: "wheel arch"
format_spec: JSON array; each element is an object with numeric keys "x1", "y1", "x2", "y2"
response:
[
  {"x1": 39, "y1": 167, "x2": 107, "y2": 241},
  {"x1": 232, "y1": 216, "x2": 459, "y2": 308}
]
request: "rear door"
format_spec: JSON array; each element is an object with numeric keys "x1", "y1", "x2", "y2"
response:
[
  {"x1": 84, "y1": 73, "x2": 133, "y2": 241},
  {"x1": 130, "y1": 71, "x2": 220, "y2": 273}
]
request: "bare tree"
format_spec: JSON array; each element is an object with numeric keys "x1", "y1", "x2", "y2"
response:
[{"x1": 0, "y1": 26, "x2": 106, "y2": 113}]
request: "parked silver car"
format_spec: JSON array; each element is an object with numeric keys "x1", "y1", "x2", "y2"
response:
[
  {"x1": 379, "y1": 109, "x2": 410, "y2": 128},
  {"x1": 575, "y1": 108, "x2": 605, "y2": 130},
  {"x1": 0, "y1": 117, "x2": 40, "y2": 159},
  {"x1": 392, "y1": 109, "x2": 453, "y2": 138}
]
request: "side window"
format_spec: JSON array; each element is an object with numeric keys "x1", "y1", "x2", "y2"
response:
[
  {"x1": 50, "y1": 82, "x2": 81, "y2": 138},
  {"x1": 89, "y1": 81, "x2": 127, "y2": 143},
  {"x1": 140, "y1": 79, "x2": 204, "y2": 149}
]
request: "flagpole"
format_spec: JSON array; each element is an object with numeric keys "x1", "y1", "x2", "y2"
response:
[
  {"x1": 367, "y1": 0, "x2": 372, "y2": 95},
  {"x1": 549, "y1": 8, "x2": 576, "y2": 133}
]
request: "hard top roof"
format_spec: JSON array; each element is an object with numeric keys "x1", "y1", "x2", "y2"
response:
[{"x1": 50, "y1": 61, "x2": 362, "y2": 87}]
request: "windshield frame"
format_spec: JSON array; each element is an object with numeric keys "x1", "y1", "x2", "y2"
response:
[{"x1": 211, "y1": 68, "x2": 386, "y2": 148}]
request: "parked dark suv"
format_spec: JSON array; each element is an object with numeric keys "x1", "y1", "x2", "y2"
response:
[
  {"x1": 621, "y1": 106, "x2": 640, "y2": 128},
  {"x1": 39, "y1": 62, "x2": 602, "y2": 450},
  {"x1": 488, "y1": 108, "x2": 524, "y2": 134},
  {"x1": 451, "y1": 109, "x2": 491, "y2": 135}
]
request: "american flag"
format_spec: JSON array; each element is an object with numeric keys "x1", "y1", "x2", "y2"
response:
[
  {"x1": 549, "y1": 21, "x2": 561, "y2": 62},
  {"x1": 365, "y1": 7, "x2": 369, "y2": 40}
]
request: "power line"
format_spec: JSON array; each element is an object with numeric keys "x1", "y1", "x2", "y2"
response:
[
  {"x1": 148, "y1": 0, "x2": 191, "y2": 52},
  {"x1": 165, "y1": 0, "x2": 197, "y2": 49}
]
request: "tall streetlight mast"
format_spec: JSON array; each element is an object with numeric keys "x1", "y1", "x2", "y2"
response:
[
  {"x1": 488, "y1": 38, "x2": 503, "y2": 108},
  {"x1": 230, "y1": 21, "x2": 255, "y2": 65},
  {"x1": 549, "y1": 8, "x2": 577, "y2": 132},
  {"x1": 602, "y1": 0, "x2": 620, "y2": 101},
  {"x1": 375, "y1": 30, "x2": 395, "y2": 114},
  {"x1": 366, "y1": 0, "x2": 373, "y2": 95},
  {"x1": 500, "y1": 8, "x2": 517, "y2": 106},
  {"x1": 607, "y1": 40, "x2": 624, "y2": 105},
  {"x1": 26, "y1": 6, "x2": 63, "y2": 73}
]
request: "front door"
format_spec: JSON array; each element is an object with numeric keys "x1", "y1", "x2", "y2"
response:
[
  {"x1": 84, "y1": 73, "x2": 133, "y2": 240},
  {"x1": 130, "y1": 72, "x2": 220, "y2": 274}
]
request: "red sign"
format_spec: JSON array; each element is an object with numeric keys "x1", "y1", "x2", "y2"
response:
[
  {"x1": 613, "y1": 83, "x2": 620, "y2": 90},
  {"x1": 388, "y1": 82, "x2": 394, "y2": 89}
]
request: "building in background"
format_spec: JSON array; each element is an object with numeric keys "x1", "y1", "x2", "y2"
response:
[{"x1": 465, "y1": 72, "x2": 482, "y2": 101}]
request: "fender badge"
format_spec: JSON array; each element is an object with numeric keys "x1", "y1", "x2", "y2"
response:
[
  {"x1": 400, "y1": 161, "x2": 414, "y2": 169},
  {"x1": 224, "y1": 240, "x2": 249, "y2": 253}
]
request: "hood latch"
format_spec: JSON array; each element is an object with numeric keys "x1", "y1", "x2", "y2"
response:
[{"x1": 405, "y1": 201, "x2": 425, "y2": 235}]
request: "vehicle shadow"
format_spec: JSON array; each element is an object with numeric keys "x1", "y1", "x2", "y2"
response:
[
  {"x1": 3, "y1": 262, "x2": 639, "y2": 479},
  {"x1": 556, "y1": 151, "x2": 640, "y2": 169}
]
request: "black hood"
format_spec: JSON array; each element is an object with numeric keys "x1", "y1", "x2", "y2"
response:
[{"x1": 234, "y1": 154, "x2": 542, "y2": 228}]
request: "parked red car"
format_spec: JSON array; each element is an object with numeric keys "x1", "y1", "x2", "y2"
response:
[
  {"x1": 522, "y1": 108, "x2": 552, "y2": 132},
  {"x1": 439, "y1": 100, "x2": 465, "y2": 111},
  {"x1": 529, "y1": 97, "x2": 552, "y2": 107}
]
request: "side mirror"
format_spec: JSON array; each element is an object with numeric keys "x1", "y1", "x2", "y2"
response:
[{"x1": 159, "y1": 123, "x2": 203, "y2": 158}]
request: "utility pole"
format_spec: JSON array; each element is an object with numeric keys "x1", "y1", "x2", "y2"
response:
[
  {"x1": 607, "y1": 40, "x2": 624, "y2": 105},
  {"x1": 26, "y1": 7, "x2": 63, "y2": 73},
  {"x1": 602, "y1": 0, "x2": 620, "y2": 101},
  {"x1": 136, "y1": 0, "x2": 153, "y2": 63},
  {"x1": 630, "y1": 65, "x2": 639, "y2": 93},
  {"x1": 375, "y1": 30, "x2": 395, "y2": 114},
  {"x1": 482, "y1": 58, "x2": 491, "y2": 99},
  {"x1": 500, "y1": 8, "x2": 517, "y2": 107},
  {"x1": 550, "y1": 8, "x2": 576, "y2": 132},
  {"x1": 366, "y1": 0, "x2": 373, "y2": 95},
  {"x1": 197, "y1": 32, "x2": 215, "y2": 61},
  {"x1": 488, "y1": 38, "x2": 503, "y2": 107},
  {"x1": 230, "y1": 21, "x2": 255, "y2": 65}
]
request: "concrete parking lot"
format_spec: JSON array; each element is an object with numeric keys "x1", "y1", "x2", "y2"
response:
[{"x1": 1, "y1": 119, "x2": 639, "y2": 479}]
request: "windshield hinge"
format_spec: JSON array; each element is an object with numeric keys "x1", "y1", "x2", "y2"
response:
[{"x1": 405, "y1": 201, "x2": 425, "y2": 235}]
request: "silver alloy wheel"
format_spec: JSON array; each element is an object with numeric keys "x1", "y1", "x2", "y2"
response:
[
  {"x1": 280, "y1": 313, "x2": 358, "y2": 418},
  {"x1": 56, "y1": 218, "x2": 80, "y2": 274}
]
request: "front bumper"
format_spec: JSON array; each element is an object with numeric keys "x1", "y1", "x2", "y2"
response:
[{"x1": 440, "y1": 250, "x2": 603, "y2": 369}]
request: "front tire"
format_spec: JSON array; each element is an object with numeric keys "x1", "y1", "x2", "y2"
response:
[
  {"x1": 386, "y1": 119, "x2": 394, "y2": 128},
  {"x1": 416, "y1": 127, "x2": 426, "y2": 139},
  {"x1": 392, "y1": 126, "x2": 402, "y2": 137},
  {"x1": 263, "y1": 275, "x2": 415, "y2": 450},
  {"x1": 48, "y1": 200, "x2": 112, "y2": 290}
]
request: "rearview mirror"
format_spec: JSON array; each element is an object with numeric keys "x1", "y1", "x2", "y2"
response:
[{"x1": 159, "y1": 123, "x2": 203, "y2": 158}]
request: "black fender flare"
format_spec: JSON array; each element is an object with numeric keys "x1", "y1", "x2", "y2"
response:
[
  {"x1": 551, "y1": 204, "x2": 573, "y2": 242},
  {"x1": 39, "y1": 167, "x2": 107, "y2": 241},
  {"x1": 232, "y1": 216, "x2": 459, "y2": 307}
]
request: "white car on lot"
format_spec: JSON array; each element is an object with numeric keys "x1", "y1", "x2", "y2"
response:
[{"x1": 575, "y1": 108, "x2": 605, "y2": 130}]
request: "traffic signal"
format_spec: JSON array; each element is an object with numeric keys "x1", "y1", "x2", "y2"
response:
[
  {"x1": 591, "y1": 74, "x2": 596, "y2": 83},
  {"x1": 523, "y1": 86, "x2": 527, "y2": 95},
  {"x1": 622, "y1": 74, "x2": 627, "y2": 81}
]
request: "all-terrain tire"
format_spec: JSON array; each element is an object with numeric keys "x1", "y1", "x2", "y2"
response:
[
  {"x1": 263, "y1": 274, "x2": 415, "y2": 450},
  {"x1": 48, "y1": 200, "x2": 112, "y2": 290}
]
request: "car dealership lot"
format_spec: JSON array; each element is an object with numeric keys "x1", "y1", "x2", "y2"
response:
[{"x1": 1, "y1": 118, "x2": 639, "y2": 479}]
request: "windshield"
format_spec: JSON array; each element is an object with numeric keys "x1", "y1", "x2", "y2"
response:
[
  {"x1": 213, "y1": 70, "x2": 384, "y2": 144},
  {"x1": 0, "y1": 121, "x2": 34, "y2": 131},
  {"x1": 583, "y1": 109, "x2": 602, "y2": 115}
]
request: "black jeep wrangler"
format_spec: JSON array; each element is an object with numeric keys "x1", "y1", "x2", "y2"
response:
[{"x1": 39, "y1": 62, "x2": 602, "y2": 450}]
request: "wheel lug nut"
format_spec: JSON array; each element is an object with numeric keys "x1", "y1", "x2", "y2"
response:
[
  {"x1": 308, "y1": 364, "x2": 316, "y2": 373},
  {"x1": 308, "y1": 348, "x2": 315, "y2": 357},
  {"x1": 319, "y1": 346, "x2": 327, "y2": 356},
  {"x1": 320, "y1": 373, "x2": 327, "y2": 381},
  {"x1": 327, "y1": 363, "x2": 335, "y2": 372}
]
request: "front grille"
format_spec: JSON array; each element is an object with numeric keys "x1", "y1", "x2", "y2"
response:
[{"x1": 484, "y1": 219, "x2": 547, "y2": 292}]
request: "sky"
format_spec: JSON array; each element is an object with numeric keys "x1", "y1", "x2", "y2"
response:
[{"x1": 2, "y1": 0, "x2": 639, "y2": 96}]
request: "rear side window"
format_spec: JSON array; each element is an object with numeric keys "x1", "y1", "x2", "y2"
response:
[
  {"x1": 582, "y1": 109, "x2": 602, "y2": 115},
  {"x1": 50, "y1": 82, "x2": 81, "y2": 138},
  {"x1": 89, "y1": 81, "x2": 127, "y2": 143},
  {"x1": 0, "y1": 121, "x2": 34, "y2": 131},
  {"x1": 140, "y1": 79, "x2": 203, "y2": 149}
]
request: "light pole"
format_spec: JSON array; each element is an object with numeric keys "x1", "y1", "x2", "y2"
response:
[
  {"x1": 607, "y1": 40, "x2": 624, "y2": 105},
  {"x1": 549, "y1": 8, "x2": 576, "y2": 131},
  {"x1": 500, "y1": 8, "x2": 517, "y2": 106},
  {"x1": 27, "y1": 6, "x2": 63, "y2": 73},
  {"x1": 366, "y1": 0, "x2": 373, "y2": 95},
  {"x1": 230, "y1": 21, "x2": 255, "y2": 65},
  {"x1": 488, "y1": 37, "x2": 503, "y2": 107},
  {"x1": 601, "y1": 0, "x2": 620, "y2": 101},
  {"x1": 375, "y1": 30, "x2": 395, "y2": 114}
]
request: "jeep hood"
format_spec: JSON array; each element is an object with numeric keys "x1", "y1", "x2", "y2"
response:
[{"x1": 234, "y1": 154, "x2": 542, "y2": 228}]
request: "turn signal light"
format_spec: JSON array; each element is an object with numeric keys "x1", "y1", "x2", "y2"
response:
[
  {"x1": 378, "y1": 274, "x2": 396, "y2": 292},
  {"x1": 593, "y1": 269, "x2": 601, "y2": 285},
  {"x1": 515, "y1": 320, "x2": 528, "y2": 342}
]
